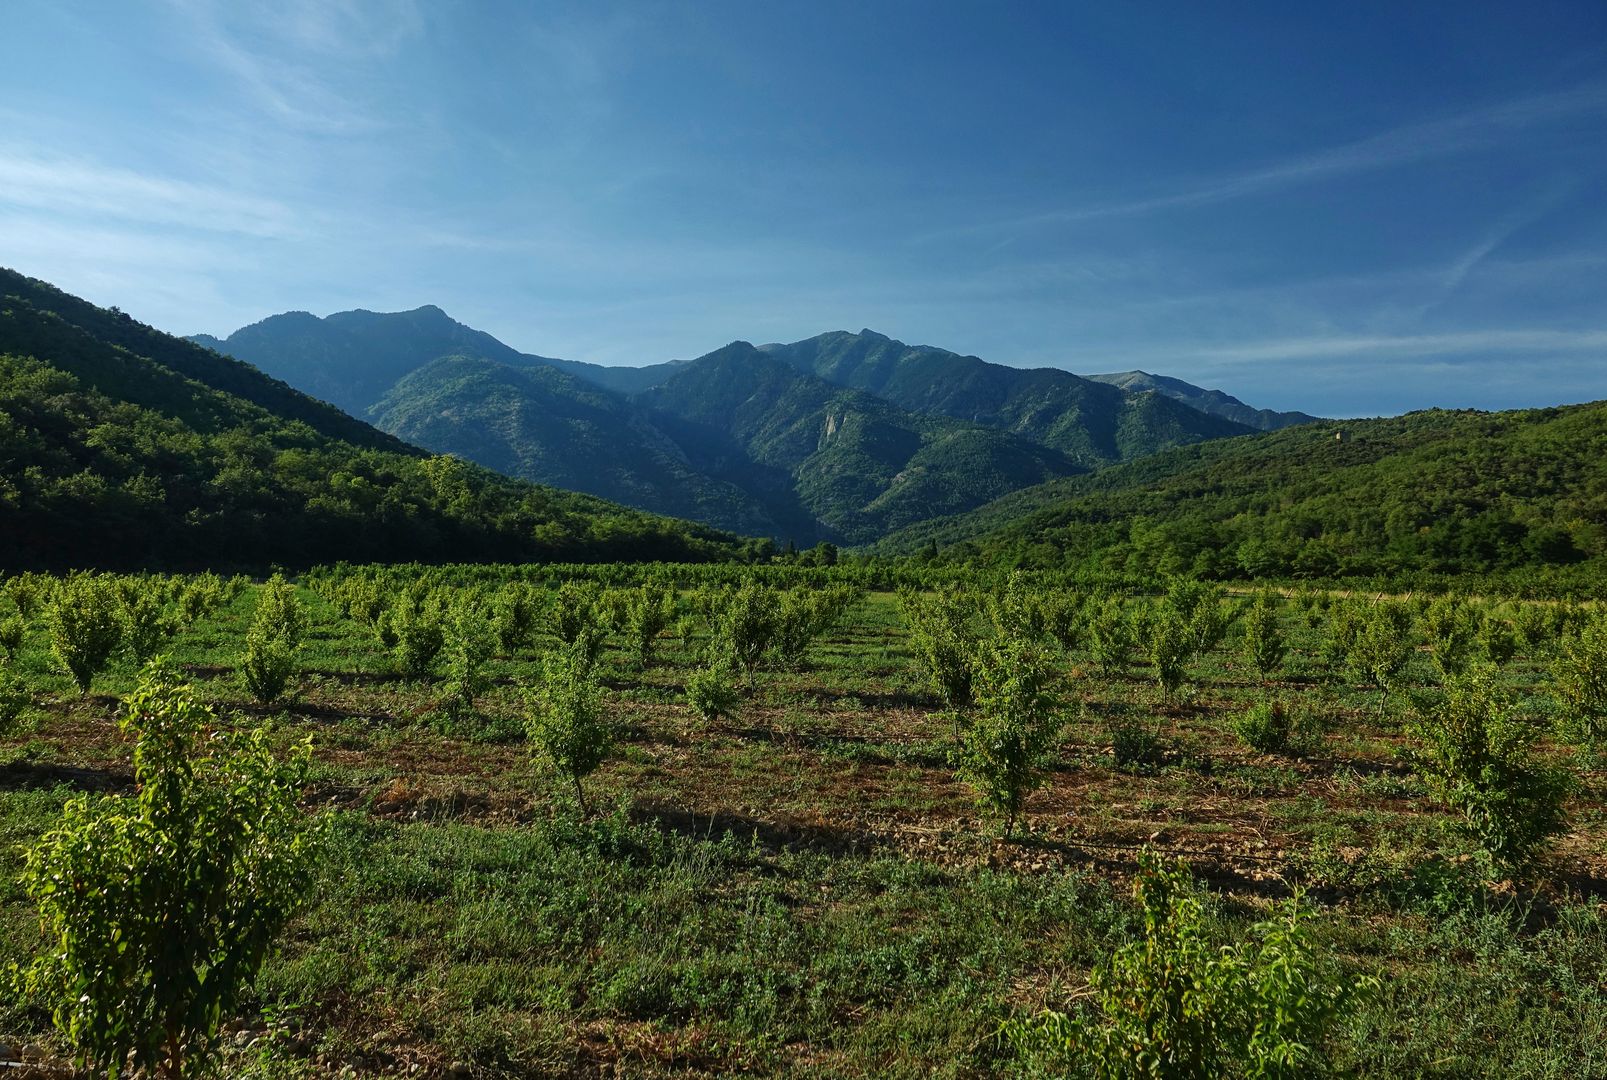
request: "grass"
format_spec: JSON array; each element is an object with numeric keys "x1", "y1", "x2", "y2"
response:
[{"x1": 1, "y1": 577, "x2": 1604, "y2": 1076}]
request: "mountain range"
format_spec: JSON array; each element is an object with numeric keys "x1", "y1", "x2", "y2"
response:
[
  {"x1": 0, "y1": 268, "x2": 739, "y2": 570},
  {"x1": 192, "y1": 308, "x2": 1317, "y2": 544}
]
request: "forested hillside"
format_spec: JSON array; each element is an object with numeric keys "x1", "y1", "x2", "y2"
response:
[
  {"x1": 638, "y1": 342, "x2": 1085, "y2": 543},
  {"x1": 880, "y1": 403, "x2": 1607, "y2": 590},
  {"x1": 0, "y1": 271, "x2": 742, "y2": 570},
  {"x1": 1086, "y1": 369, "x2": 1320, "y2": 431},
  {"x1": 370, "y1": 354, "x2": 806, "y2": 539},
  {"x1": 758, "y1": 329, "x2": 1256, "y2": 464}
]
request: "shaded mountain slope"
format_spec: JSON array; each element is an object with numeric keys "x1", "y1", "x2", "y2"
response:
[
  {"x1": 1087, "y1": 369, "x2": 1320, "y2": 431},
  {"x1": 636, "y1": 343, "x2": 1086, "y2": 543},
  {"x1": 371, "y1": 355, "x2": 808, "y2": 539},
  {"x1": 758, "y1": 329, "x2": 1255, "y2": 465}
]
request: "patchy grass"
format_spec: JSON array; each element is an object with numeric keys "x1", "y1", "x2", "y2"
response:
[{"x1": 1, "y1": 579, "x2": 1603, "y2": 1077}]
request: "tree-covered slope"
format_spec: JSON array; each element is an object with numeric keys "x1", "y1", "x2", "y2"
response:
[
  {"x1": 878, "y1": 404, "x2": 1607, "y2": 586},
  {"x1": 639, "y1": 343, "x2": 1085, "y2": 544},
  {"x1": 0, "y1": 277, "x2": 741, "y2": 570},
  {"x1": 1086, "y1": 369, "x2": 1320, "y2": 431},
  {"x1": 2, "y1": 268, "x2": 405, "y2": 452},
  {"x1": 758, "y1": 329, "x2": 1256, "y2": 465},
  {"x1": 370, "y1": 354, "x2": 806, "y2": 539}
]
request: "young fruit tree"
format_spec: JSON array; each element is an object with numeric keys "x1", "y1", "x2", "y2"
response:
[
  {"x1": 899, "y1": 587, "x2": 979, "y2": 710},
  {"x1": 1240, "y1": 592, "x2": 1286, "y2": 679},
  {"x1": 957, "y1": 637, "x2": 1062, "y2": 838},
  {"x1": 12, "y1": 663, "x2": 324, "y2": 1079},
  {"x1": 240, "y1": 575, "x2": 305, "y2": 706},
  {"x1": 1552, "y1": 614, "x2": 1607, "y2": 746},
  {"x1": 1410, "y1": 665, "x2": 1575, "y2": 879},
  {"x1": 443, "y1": 592, "x2": 496, "y2": 718},
  {"x1": 46, "y1": 572, "x2": 124, "y2": 694},
  {"x1": 686, "y1": 658, "x2": 741, "y2": 724},
  {"x1": 526, "y1": 641, "x2": 614, "y2": 813},
  {"x1": 1005, "y1": 849, "x2": 1372, "y2": 1078}
]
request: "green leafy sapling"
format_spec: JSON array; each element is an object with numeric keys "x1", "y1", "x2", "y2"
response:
[
  {"x1": 47, "y1": 572, "x2": 124, "y2": 694},
  {"x1": 526, "y1": 641, "x2": 614, "y2": 813},
  {"x1": 13, "y1": 663, "x2": 324, "y2": 1079}
]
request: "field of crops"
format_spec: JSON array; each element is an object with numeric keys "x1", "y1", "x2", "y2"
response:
[{"x1": 1, "y1": 566, "x2": 1604, "y2": 1078}]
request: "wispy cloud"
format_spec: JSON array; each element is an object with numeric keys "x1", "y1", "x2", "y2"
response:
[
  {"x1": 164, "y1": 0, "x2": 423, "y2": 134},
  {"x1": 949, "y1": 82, "x2": 1607, "y2": 236},
  {"x1": 1189, "y1": 328, "x2": 1607, "y2": 364},
  {"x1": 0, "y1": 147, "x2": 301, "y2": 238}
]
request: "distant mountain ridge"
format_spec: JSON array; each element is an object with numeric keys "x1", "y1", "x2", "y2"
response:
[
  {"x1": 192, "y1": 308, "x2": 1314, "y2": 544},
  {"x1": 1087, "y1": 369, "x2": 1320, "y2": 431},
  {"x1": 756, "y1": 330, "x2": 1256, "y2": 465},
  {"x1": 0, "y1": 268, "x2": 740, "y2": 569}
]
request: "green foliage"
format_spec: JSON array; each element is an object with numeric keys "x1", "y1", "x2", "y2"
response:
[
  {"x1": 0, "y1": 659, "x2": 31, "y2": 735},
  {"x1": 116, "y1": 578, "x2": 182, "y2": 665},
  {"x1": 1346, "y1": 602, "x2": 1415, "y2": 708},
  {"x1": 1240, "y1": 594, "x2": 1286, "y2": 678},
  {"x1": 1475, "y1": 612, "x2": 1519, "y2": 666},
  {"x1": 1552, "y1": 613, "x2": 1607, "y2": 746},
  {"x1": 177, "y1": 572, "x2": 227, "y2": 625},
  {"x1": 1146, "y1": 612, "x2": 1193, "y2": 699},
  {"x1": 957, "y1": 637, "x2": 1062, "y2": 836},
  {"x1": 987, "y1": 573, "x2": 1049, "y2": 641},
  {"x1": 685, "y1": 659, "x2": 741, "y2": 724},
  {"x1": 1236, "y1": 700, "x2": 1292, "y2": 755},
  {"x1": 715, "y1": 581, "x2": 781, "y2": 672},
  {"x1": 1423, "y1": 597, "x2": 1479, "y2": 679},
  {"x1": 771, "y1": 584, "x2": 862, "y2": 669},
  {"x1": 1109, "y1": 714, "x2": 1166, "y2": 773},
  {"x1": 442, "y1": 594, "x2": 496, "y2": 717},
  {"x1": 0, "y1": 608, "x2": 24, "y2": 659},
  {"x1": 1319, "y1": 602, "x2": 1364, "y2": 673},
  {"x1": 1409, "y1": 666, "x2": 1575, "y2": 878},
  {"x1": 621, "y1": 583, "x2": 677, "y2": 668},
  {"x1": 385, "y1": 582, "x2": 447, "y2": 679},
  {"x1": 46, "y1": 572, "x2": 124, "y2": 693},
  {"x1": 526, "y1": 641, "x2": 613, "y2": 812},
  {"x1": 491, "y1": 581, "x2": 540, "y2": 655},
  {"x1": 12, "y1": 663, "x2": 323, "y2": 1079},
  {"x1": 241, "y1": 576, "x2": 304, "y2": 707},
  {"x1": 546, "y1": 581, "x2": 607, "y2": 667},
  {"x1": 880, "y1": 401, "x2": 1607, "y2": 591},
  {"x1": 1005, "y1": 850, "x2": 1370, "y2": 1079},
  {"x1": 899, "y1": 587, "x2": 980, "y2": 709},
  {"x1": 1042, "y1": 592, "x2": 1085, "y2": 652},
  {"x1": 1088, "y1": 594, "x2": 1136, "y2": 677},
  {"x1": 0, "y1": 271, "x2": 742, "y2": 572}
]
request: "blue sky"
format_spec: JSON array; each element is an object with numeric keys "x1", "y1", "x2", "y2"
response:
[{"x1": 3, "y1": 0, "x2": 1606, "y2": 416}]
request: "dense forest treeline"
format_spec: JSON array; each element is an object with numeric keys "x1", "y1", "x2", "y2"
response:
[
  {"x1": 0, "y1": 270, "x2": 744, "y2": 571},
  {"x1": 879, "y1": 403, "x2": 1607, "y2": 595}
]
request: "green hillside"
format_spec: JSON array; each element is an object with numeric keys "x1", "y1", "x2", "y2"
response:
[
  {"x1": 0, "y1": 274, "x2": 741, "y2": 570},
  {"x1": 639, "y1": 343, "x2": 1085, "y2": 544},
  {"x1": 371, "y1": 354, "x2": 809, "y2": 539},
  {"x1": 878, "y1": 403, "x2": 1607, "y2": 589},
  {"x1": 758, "y1": 329, "x2": 1255, "y2": 464},
  {"x1": 1086, "y1": 369, "x2": 1320, "y2": 431}
]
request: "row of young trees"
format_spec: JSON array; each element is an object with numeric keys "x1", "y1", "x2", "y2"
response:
[
  {"x1": 899, "y1": 575, "x2": 1601, "y2": 879},
  {"x1": 3, "y1": 567, "x2": 1603, "y2": 1076}
]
